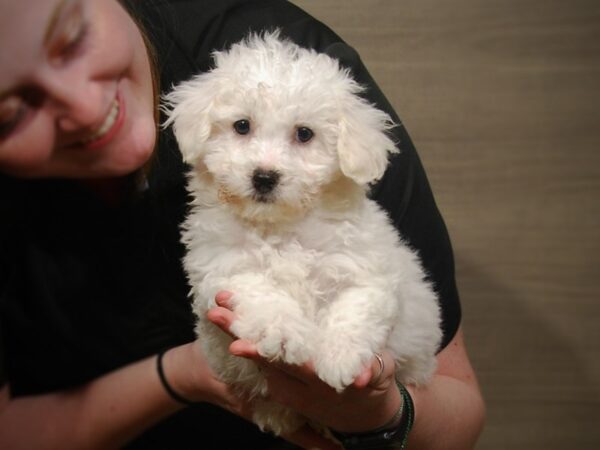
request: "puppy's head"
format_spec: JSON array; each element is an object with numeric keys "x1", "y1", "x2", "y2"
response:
[{"x1": 163, "y1": 31, "x2": 397, "y2": 223}]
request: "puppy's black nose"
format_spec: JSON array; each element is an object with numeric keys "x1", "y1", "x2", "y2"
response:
[{"x1": 252, "y1": 168, "x2": 280, "y2": 194}]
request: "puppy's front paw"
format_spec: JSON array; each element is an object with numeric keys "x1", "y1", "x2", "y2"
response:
[
  {"x1": 314, "y1": 342, "x2": 371, "y2": 392},
  {"x1": 231, "y1": 315, "x2": 315, "y2": 366}
]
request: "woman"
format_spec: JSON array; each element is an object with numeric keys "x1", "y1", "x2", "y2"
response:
[{"x1": 0, "y1": 0, "x2": 485, "y2": 449}]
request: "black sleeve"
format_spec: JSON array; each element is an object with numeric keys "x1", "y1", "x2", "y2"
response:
[
  {"x1": 0, "y1": 174, "x2": 18, "y2": 388},
  {"x1": 0, "y1": 322, "x2": 6, "y2": 388},
  {"x1": 131, "y1": 0, "x2": 461, "y2": 350}
]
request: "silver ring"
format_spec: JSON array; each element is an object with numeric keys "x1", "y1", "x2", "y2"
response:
[{"x1": 371, "y1": 353, "x2": 385, "y2": 385}]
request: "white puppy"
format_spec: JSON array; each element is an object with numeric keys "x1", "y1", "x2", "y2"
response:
[{"x1": 163, "y1": 31, "x2": 441, "y2": 435}]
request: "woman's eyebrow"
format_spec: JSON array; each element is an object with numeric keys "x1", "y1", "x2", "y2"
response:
[
  {"x1": 43, "y1": 0, "x2": 74, "y2": 46},
  {"x1": 0, "y1": 0, "x2": 79, "y2": 99}
]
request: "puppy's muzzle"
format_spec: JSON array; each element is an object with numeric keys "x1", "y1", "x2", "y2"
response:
[{"x1": 252, "y1": 168, "x2": 280, "y2": 200}]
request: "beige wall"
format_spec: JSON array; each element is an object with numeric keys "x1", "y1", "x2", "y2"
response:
[{"x1": 291, "y1": 1, "x2": 600, "y2": 448}]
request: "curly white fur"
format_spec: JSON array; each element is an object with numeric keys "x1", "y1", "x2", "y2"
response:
[{"x1": 163, "y1": 31, "x2": 442, "y2": 435}]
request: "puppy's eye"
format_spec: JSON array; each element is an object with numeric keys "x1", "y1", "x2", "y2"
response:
[
  {"x1": 296, "y1": 126, "x2": 314, "y2": 143},
  {"x1": 233, "y1": 119, "x2": 251, "y2": 135}
]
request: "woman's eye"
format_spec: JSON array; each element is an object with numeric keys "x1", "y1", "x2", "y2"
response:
[
  {"x1": 296, "y1": 126, "x2": 314, "y2": 143},
  {"x1": 50, "y1": 6, "x2": 90, "y2": 62},
  {"x1": 0, "y1": 97, "x2": 27, "y2": 140},
  {"x1": 60, "y1": 22, "x2": 89, "y2": 59},
  {"x1": 233, "y1": 119, "x2": 251, "y2": 135}
]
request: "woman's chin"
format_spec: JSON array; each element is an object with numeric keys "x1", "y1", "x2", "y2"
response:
[{"x1": 101, "y1": 117, "x2": 157, "y2": 178}]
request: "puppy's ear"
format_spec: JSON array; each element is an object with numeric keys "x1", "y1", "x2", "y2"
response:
[
  {"x1": 162, "y1": 73, "x2": 218, "y2": 164},
  {"x1": 337, "y1": 93, "x2": 398, "y2": 185}
]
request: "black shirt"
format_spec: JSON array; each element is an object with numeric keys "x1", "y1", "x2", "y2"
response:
[{"x1": 0, "y1": 1, "x2": 460, "y2": 448}]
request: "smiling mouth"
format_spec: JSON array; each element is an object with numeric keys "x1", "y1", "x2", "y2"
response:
[{"x1": 81, "y1": 98, "x2": 120, "y2": 146}]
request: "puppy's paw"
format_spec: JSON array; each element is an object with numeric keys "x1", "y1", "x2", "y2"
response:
[
  {"x1": 255, "y1": 318, "x2": 315, "y2": 365},
  {"x1": 314, "y1": 342, "x2": 371, "y2": 392},
  {"x1": 232, "y1": 315, "x2": 315, "y2": 365}
]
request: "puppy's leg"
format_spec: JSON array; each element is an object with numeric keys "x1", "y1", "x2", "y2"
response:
[
  {"x1": 385, "y1": 288, "x2": 441, "y2": 386},
  {"x1": 224, "y1": 273, "x2": 317, "y2": 366},
  {"x1": 314, "y1": 285, "x2": 397, "y2": 391}
]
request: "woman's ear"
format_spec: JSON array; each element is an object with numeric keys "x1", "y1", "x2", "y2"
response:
[
  {"x1": 337, "y1": 93, "x2": 398, "y2": 185},
  {"x1": 161, "y1": 73, "x2": 218, "y2": 164}
]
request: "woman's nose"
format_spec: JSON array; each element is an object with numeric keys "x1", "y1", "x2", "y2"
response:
[{"x1": 40, "y1": 73, "x2": 106, "y2": 133}]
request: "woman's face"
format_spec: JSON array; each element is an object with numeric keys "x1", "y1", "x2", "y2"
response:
[{"x1": 0, "y1": 0, "x2": 156, "y2": 179}]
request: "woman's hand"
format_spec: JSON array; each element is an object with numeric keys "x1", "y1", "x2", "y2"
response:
[
  {"x1": 206, "y1": 291, "x2": 403, "y2": 434},
  {"x1": 159, "y1": 340, "x2": 254, "y2": 418},
  {"x1": 163, "y1": 312, "x2": 342, "y2": 450}
]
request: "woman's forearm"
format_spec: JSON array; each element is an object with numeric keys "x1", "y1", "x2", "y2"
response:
[
  {"x1": 407, "y1": 329, "x2": 486, "y2": 450},
  {"x1": 407, "y1": 375, "x2": 485, "y2": 450},
  {"x1": 0, "y1": 350, "x2": 186, "y2": 450},
  {"x1": 0, "y1": 340, "x2": 340, "y2": 450},
  {"x1": 0, "y1": 355, "x2": 180, "y2": 450}
]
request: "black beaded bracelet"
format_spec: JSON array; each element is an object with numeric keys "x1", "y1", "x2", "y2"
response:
[
  {"x1": 331, "y1": 382, "x2": 414, "y2": 450},
  {"x1": 156, "y1": 349, "x2": 196, "y2": 406}
]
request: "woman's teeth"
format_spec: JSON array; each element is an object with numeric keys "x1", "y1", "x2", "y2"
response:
[{"x1": 83, "y1": 99, "x2": 120, "y2": 144}]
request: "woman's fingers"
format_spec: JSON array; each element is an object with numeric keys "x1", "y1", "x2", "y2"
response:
[
  {"x1": 229, "y1": 339, "x2": 259, "y2": 357},
  {"x1": 261, "y1": 359, "x2": 319, "y2": 385},
  {"x1": 353, "y1": 351, "x2": 396, "y2": 390},
  {"x1": 206, "y1": 306, "x2": 237, "y2": 336},
  {"x1": 206, "y1": 290, "x2": 237, "y2": 336}
]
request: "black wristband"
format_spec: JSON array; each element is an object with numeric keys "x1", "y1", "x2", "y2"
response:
[
  {"x1": 331, "y1": 383, "x2": 414, "y2": 450},
  {"x1": 156, "y1": 349, "x2": 196, "y2": 406}
]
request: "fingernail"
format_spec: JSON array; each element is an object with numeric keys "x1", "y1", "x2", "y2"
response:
[{"x1": 215, "y1": 292, "x2": 232, "y2": 307}]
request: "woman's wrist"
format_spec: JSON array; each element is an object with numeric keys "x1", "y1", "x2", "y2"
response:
[
  {"x1": 331, "y1": 382, "x2": 415, "y2": 450},
  {"x1": 156, "y1": 344, "x2": 203, "y2": 405},
  {"x1": 156, "y1": 349, "x2": 196, "y2": 406},
  {"x1": 331, "y1": 378, "x2": 403, "y2": 434}
]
